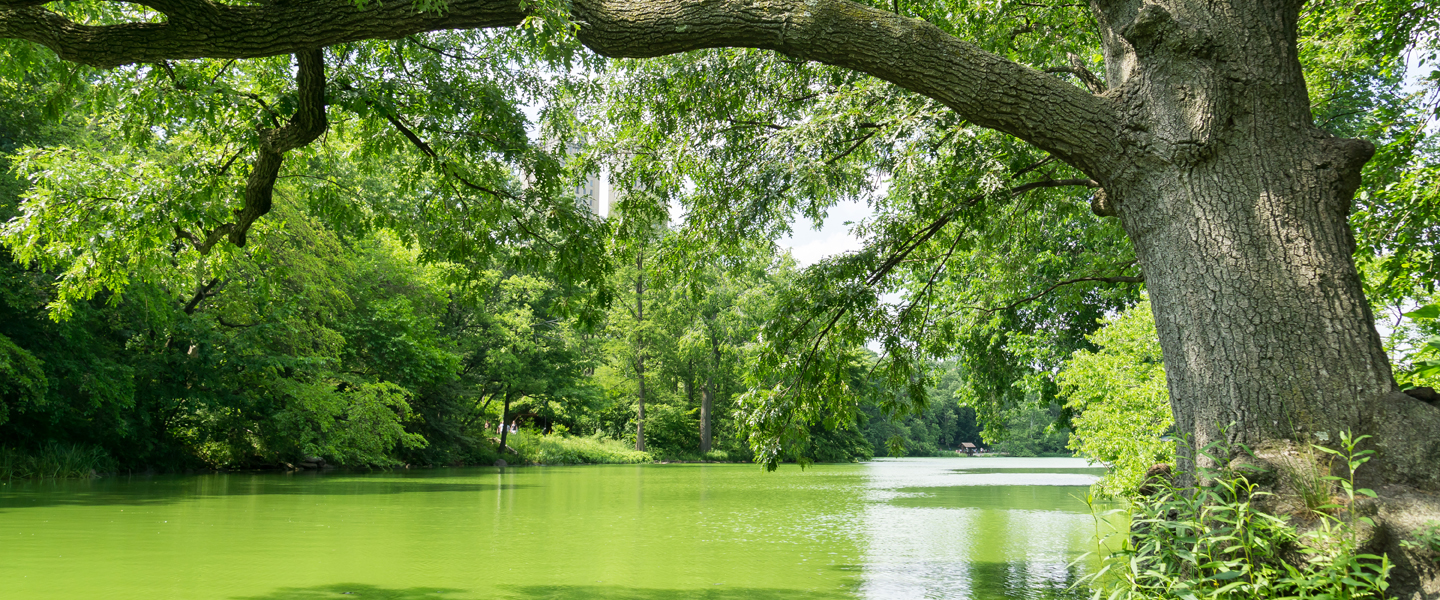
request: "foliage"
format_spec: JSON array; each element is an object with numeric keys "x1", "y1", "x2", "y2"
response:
[
  {"x1": 269, "y1": 380, "x2": 428, "y2": 467},
  {"x1": 507, "y1": 431, "x2": 652, "y2": 465},
  {"x1": 1089, "y1": 434, "x2": 1390, "y2": 600},
  {"x1": 1391, "y1": 303, "x2": 1440, "y2": 388},
  {"x1": 1, "y1": 0, "x2": 1434, "y2": 487},
  {"x1": 860, "y1": 360, "x2": 982, "y2": 457},
  {"x1": 986, "y1": 403, "x2": 1071, "y2": 457},
  {"x1": 0, "y1": 331, "x2": 45, "y2": 427},
  {"x1": 1058, "y1": 299, "x2": 1173, "y2": 495}
]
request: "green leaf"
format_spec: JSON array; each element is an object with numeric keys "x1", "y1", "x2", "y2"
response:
[{"x1": 1403, "y1": 304, "x2": 1440, "y2": 320}]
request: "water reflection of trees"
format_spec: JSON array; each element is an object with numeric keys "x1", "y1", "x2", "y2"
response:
[{"x1": 857, "y1": 559, "x2": 1092, "y2": 600}]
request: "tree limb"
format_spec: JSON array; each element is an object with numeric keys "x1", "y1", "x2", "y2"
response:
[
  {"x1": 3, "y1": 0, "x2": 1123, "y2": 177},
  {"x1": 179, "y1": 48, "x2": 328, "y2": 252},
  {"x1": 574, "y1": 0, "x2": 1123, "y2": 177},
  {"x1": 866, "y1": 177, "x2": 1098, "y2": 286},
  {"x1": 181, "y1": 277, "x2": 221, "y2": 314},
  {"x1": 0, "y1": 0, "x2": 527, "y2": 67},
  {"x1": 1044, "y1": 52, "x2": 1106, "y2": 94}
]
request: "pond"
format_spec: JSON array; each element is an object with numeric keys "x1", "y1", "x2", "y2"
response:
[{"x1": 0, "y1": 457, "x2": 1124, "y2": 599}]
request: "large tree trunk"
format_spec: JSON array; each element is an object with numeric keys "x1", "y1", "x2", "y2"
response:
[{"x1": 1088, "y1": 0, "x2": 1440, "y2": 492}]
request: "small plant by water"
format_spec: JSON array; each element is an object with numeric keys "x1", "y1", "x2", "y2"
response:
[
  {"x1": 1, "y1": 443, "x2": 114, "y2": 481},
  {"x1": 1082, "y1": 430, "x2": 1391, "y2": 599}
]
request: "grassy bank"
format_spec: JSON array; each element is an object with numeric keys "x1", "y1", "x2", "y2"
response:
[
  {"x1": 508, "y1": 432, "x2": 654, "y2": 465},
  {"x1": 1, "y1": 443, "x2": 114, "y2": 480}
]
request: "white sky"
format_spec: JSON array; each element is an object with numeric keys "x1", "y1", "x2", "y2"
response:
[{"x1": 776, "y1": 198, "x2": 873, "y2": 267}]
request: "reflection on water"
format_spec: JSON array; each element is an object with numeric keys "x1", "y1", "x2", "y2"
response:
[
  {"x1": 890, "y1": 485, "x2": 1093, "y2": 512},
  {"x1": 950, "y1": 468, "x2": 1110, "y2": 476},
  {"x1": 856, "y1": 458, "x2": 1118, "y2": 600},
  {"x1": 0, "y1": 458, "x2": 1121, "y2": 600}
]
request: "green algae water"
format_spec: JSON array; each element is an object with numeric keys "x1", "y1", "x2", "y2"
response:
[{"x1": 0, "y1": 457, "x2": 1123, "y2": 599}]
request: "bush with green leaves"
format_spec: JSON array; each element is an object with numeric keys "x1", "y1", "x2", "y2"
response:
[
  {"x1": 1058, "y1": 298, "x2": 1173, "y2": 496},
  {"x1": 508, "y1": 431, "x2": 652, "y2": 465},
  {"x1": 0, "y1": 332, "x2": 45, "y2": 427},
  {"x1": 1087, "y1": 432, "x2": 1390, "y2": 600},
  {"x1": 986, "y1": 403, "x2": 1072, "y2": 457}
]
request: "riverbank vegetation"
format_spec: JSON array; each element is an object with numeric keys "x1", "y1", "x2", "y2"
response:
[{"x1": 1090, "y1": 434, "x2": 1393, "y2": 600}]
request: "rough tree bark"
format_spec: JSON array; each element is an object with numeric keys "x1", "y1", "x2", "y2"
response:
[{"x1": 4, "y1": 0, "x2": 1439, "y2": 592}]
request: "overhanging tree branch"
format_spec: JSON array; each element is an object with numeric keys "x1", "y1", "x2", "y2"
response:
[
  {"x1": 0, "y1": 0, "x2": 528, "y2": 67},
  {"x1": 175, "y1": 48, "x2": 328, "y2": 252},
  {"x1": 3, "y1": 0, "x2": 1123, "y2": 178},
  {"x1": 866, "y1": 177, "x2": 1098, "y2": 286},
  {"x1": 573, "y1": 0, "x2": 1123, "y2": 177}
]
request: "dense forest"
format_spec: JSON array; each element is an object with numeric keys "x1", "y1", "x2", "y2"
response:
[
  {"x1": 0, "y1": 1, "x2": 1435, "y2": 485},
  {"x1": 0, "y1": 78, "x2": 1008, "y2": 471}
]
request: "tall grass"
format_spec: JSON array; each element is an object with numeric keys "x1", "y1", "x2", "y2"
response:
[
  {"x1": 0, "y1": 443, "x2": 114, "y2": 481},
  {"x1": 508, "y1": 432, "x2": 653, "y2": 465},
  {"x1": 1277, "y1": 447, "x2": 1336, "y2": 518}
]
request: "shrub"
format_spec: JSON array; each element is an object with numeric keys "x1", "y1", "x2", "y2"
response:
[
  {"x1": 640, "y1": 403, "x2": 698, "y2": 459},
  {"x1": 1086, "y1": 431, "x2": 1390, "y2": 599},
  {"x1": 1058, "y1": 299, "x2": 1173, "y2": 496}
]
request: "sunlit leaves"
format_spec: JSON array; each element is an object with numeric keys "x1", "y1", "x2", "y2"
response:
[
  {"x1": 2, "y1": 138, "x2": 245, "y2": 318},
  {"x1": 1057, "y1": 298, "x2": 1173, "y2": 496}
]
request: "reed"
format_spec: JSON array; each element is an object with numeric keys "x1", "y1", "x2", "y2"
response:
[{"x1": 0, "y1": 443, "x2": 114, "y2": 481}]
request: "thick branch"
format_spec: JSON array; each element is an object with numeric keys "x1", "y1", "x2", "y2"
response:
[
  {"x1": 574, "y1": 0, "x2": 1123, "y2": 177},
  {"x1": 182, "y1": 277, "x2": 221, "y2": 314},
  {"x1": 0, "y1": 0, "x2": 527, "y2": 67},
  {"x1": 226, "y1": 53, "x2": 326, "y2": 246},
  {"x1": 3, "y1": 0, "x2": 1122, "y2": 177}
]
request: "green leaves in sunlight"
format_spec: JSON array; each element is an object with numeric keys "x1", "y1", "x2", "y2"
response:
[
  {"x1": 1058, "y1": 298, "x2": 1172, "y2": 497},
  {"x1": 1396, "y1": 303, "x2": 1440, "y2": 388},
  {"x1": 3, "y1": 139, "x2": 244, "y2": 319}
]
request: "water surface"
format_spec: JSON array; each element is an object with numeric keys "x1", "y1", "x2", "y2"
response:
[{"x1": 0, "y1": 457, "x2": 1120, "y2": 599}]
